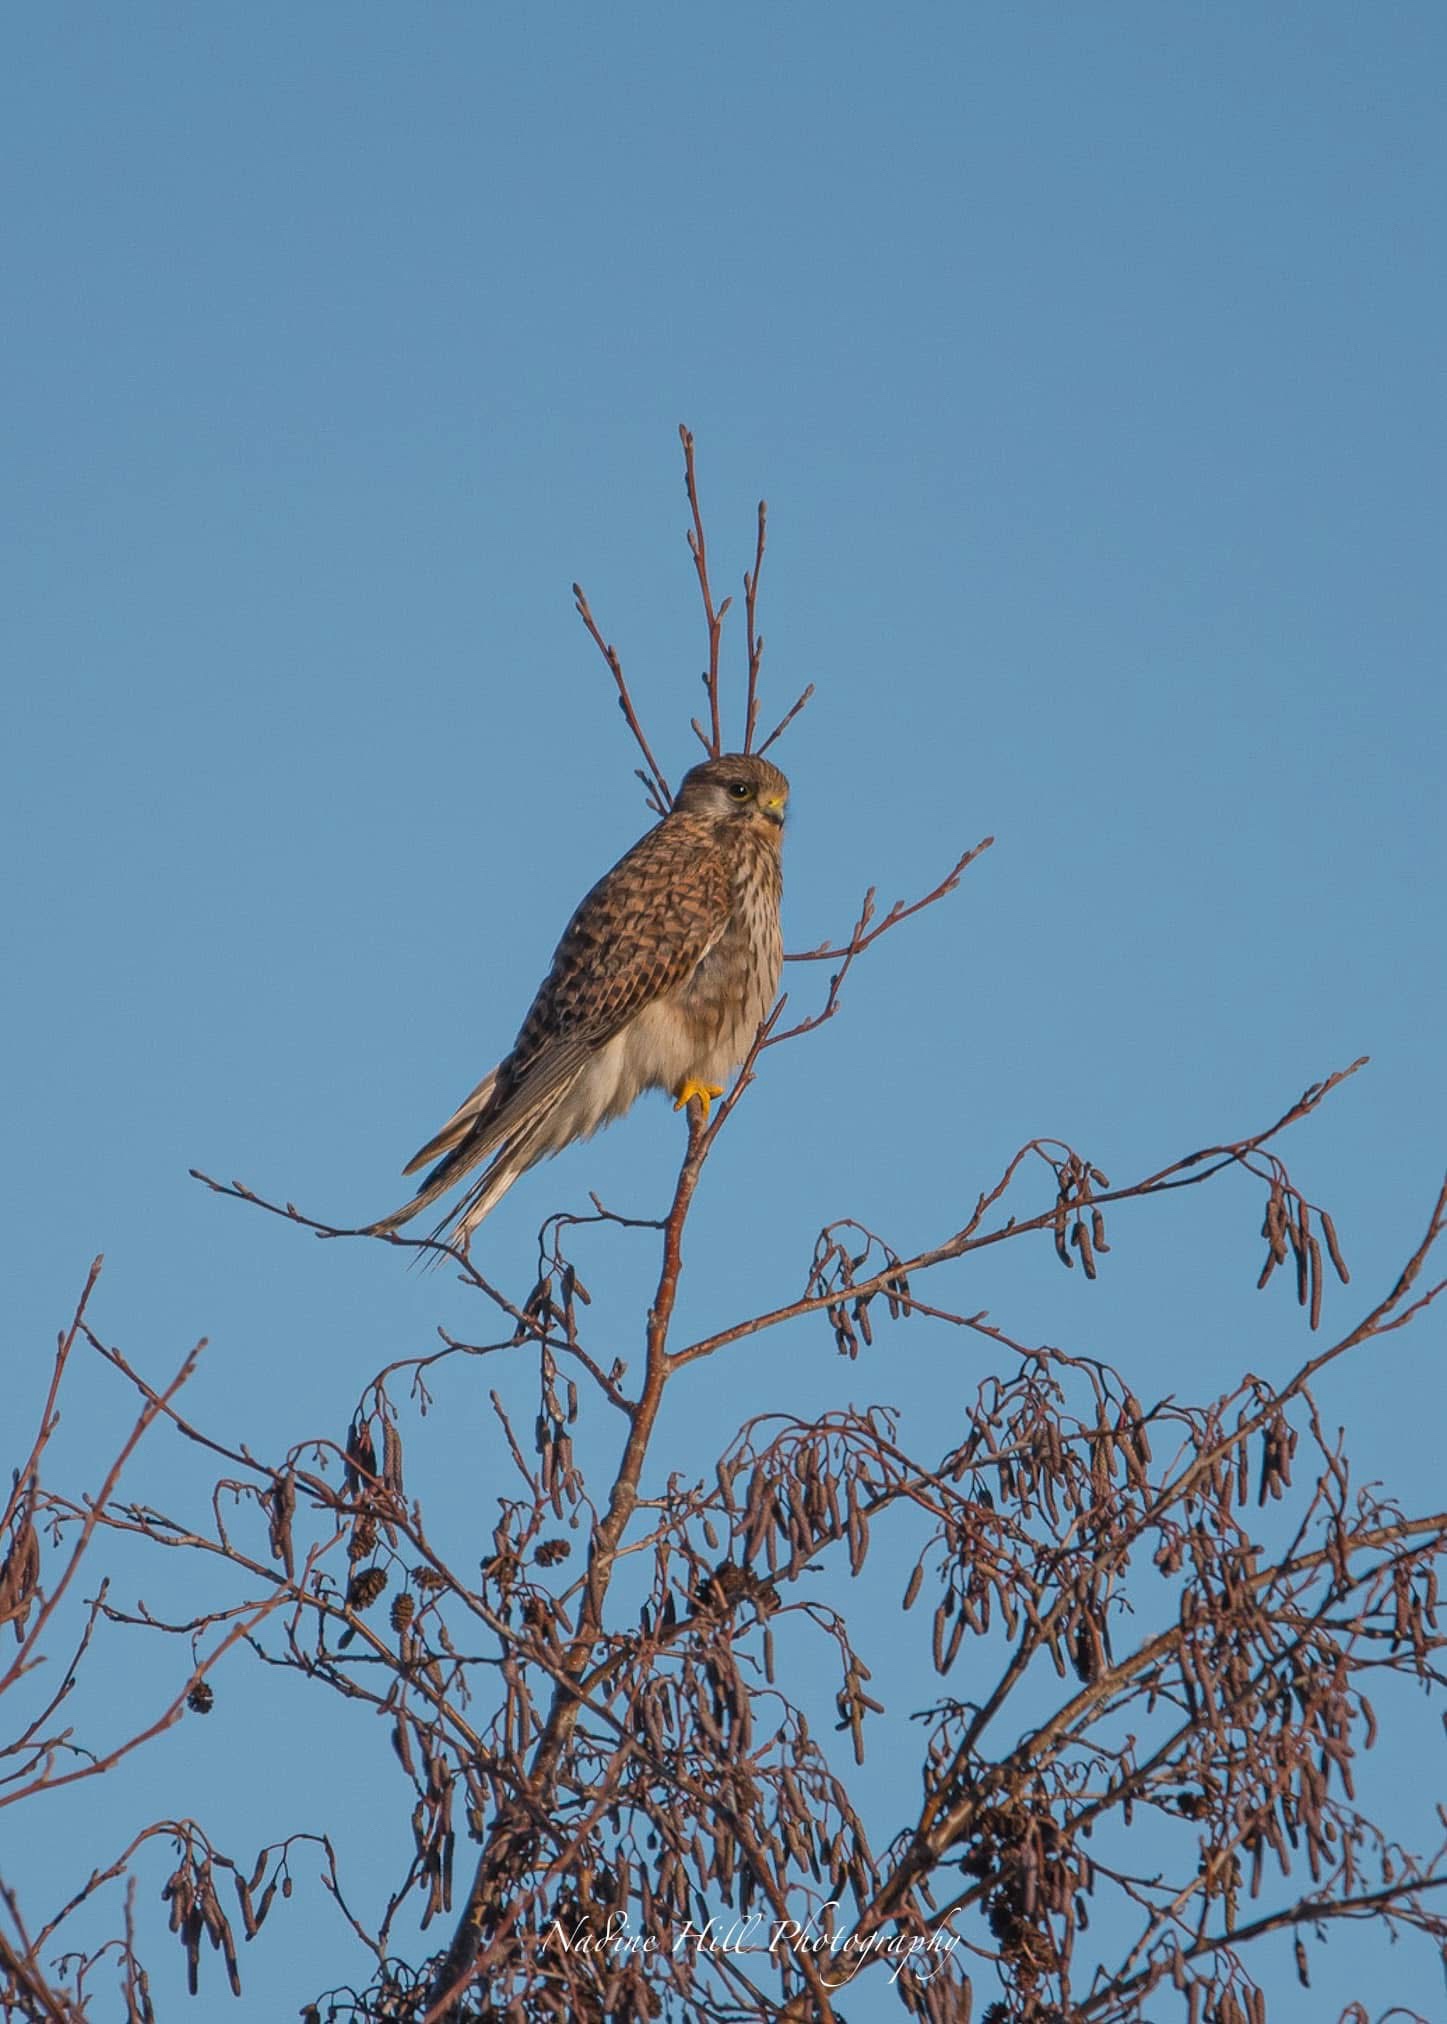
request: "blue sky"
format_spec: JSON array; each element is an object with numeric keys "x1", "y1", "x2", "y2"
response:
[{"x1": 5, "y1": 6, "x2": 1444, "y2": 2019}]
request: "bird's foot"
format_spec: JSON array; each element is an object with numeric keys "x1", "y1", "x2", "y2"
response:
[{"x1": 673, "y1": 1079, "x2": 725, "y2": 1123}]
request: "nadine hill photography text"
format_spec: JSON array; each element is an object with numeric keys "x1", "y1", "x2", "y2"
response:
[{"x1": 543, "y1": 1905, "x2": 960, "y2": 1987}]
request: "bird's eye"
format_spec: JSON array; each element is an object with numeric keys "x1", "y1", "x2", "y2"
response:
[{"x1": 727, "y1": 782, "x2": 752, "y2": 800}]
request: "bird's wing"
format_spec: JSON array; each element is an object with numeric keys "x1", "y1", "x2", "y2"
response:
[
  {"x1": 506, "y1": 814, "x2": 733, "y2": 1081},
  {"x1": 389, "y1": 817, "x2": 732, "y2": 1211}
]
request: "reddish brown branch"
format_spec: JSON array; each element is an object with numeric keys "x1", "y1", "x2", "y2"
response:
[
  {"x1": 571, "y1": 582, "x2": 672, "y2": 814},
  {"x1": 0, "y1": 1330, "x2": 207, "y2": 1704},
  {"x1": 1079, "y1": 1873, "x2": 1447, "y2": 2020},
  {"x1": 2, "y1": 1259, "x2": 103, "y2": 1540},
  {"x1": 421, "y1": 1109, "x2": 717, "y2": 2016},
  {"x1": 786, "y1": 836, "x2": 995, "y2": 964},
  {"x1": 0, "y1": 1884, "x2": 77, "y2": 2023},
  {"x1": 743, "y1": 498, "x2": 767, "y2": 753},
  {"x1": 671, "y1": 1057, "x2": 1371, "y2": 1370},
  {"x1": 760, "y1": 837, "x2": 994, "y2": 1050},
  {"x1": 755, "y1": 680, "x2": 815, "y2": 757},
  {"x1": 1, "y1": 1551, "x2": 320, "y2": 1814},
  {"x1": 679, "y1": 424, "x2": 727, "y2": 758}
]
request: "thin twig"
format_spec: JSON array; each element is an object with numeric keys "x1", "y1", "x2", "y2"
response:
[
  {"x1": 786, "y1": 836, "x2": 995, "y2": 964},
  {"x1": 571, "y1": 582, "x2": 672, "y2": 813},
  {"x1": 743, "y1": 498, "x2": 767, "y2": 753},
  {"x1": 755, "y1": 680, "x2": 815, "y2": 757},
  {"x1": 679, "y1": 424, "x2": 728, "y2": 757}
]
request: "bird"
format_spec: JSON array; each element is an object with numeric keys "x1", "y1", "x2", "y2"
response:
[{"x1": 369, "y1": 752, "x2": 789, "y2": 1254}]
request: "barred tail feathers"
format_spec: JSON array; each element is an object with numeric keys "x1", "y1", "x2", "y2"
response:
[
  {"x1": 417, "y1": 1087, "x2": 581, "y2": 1256},
  {"x1": 401, "y1": 1067, "x2": 502, "y2": 1176},
  {"x1": 367, "y1": 1045, "x2": 591, "y2": 1244}
]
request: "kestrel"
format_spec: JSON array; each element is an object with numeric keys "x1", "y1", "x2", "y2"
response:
[{"x1": 371, "y1": 753, "x2": 788, "y2": 1252}]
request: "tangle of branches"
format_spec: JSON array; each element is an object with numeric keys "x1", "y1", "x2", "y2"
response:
[{"x1": 6, "y1": 430, "x2": 1444, "y2": 2024}]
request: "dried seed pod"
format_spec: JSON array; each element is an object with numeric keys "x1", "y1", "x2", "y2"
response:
[
  {"x1": 381, "y1": 1418, "x2": 404, "y2": 1495},
  {"x1": 846, "y1": 1494, "x2": 870, "y2": 1575},
  {"x1": 344, "y1": 1420, "x2": 377, "y2": 1491},
  {"x1": 1071, "y1": 1617, "x2": 1103, "y2": 1683},
  {"x1": 1308, "y1": 1235, "x2": 1323, "y2": 1329},
  {"x1": 347, "y1": 1566, "x2": 388, "y2": 1611},
  {"x1": 830, "y1": 1301, "x2": 859, "y2": 1358},
  {"x1": 235, "y1": 1871, "x2": 260, "y2": 1941},
  {"x1": 187, "y1": 1681, "x2": 215, "y2": 1715},
  {"x1": 347, "y1": 1514, "x2": 379, "y2": 1562},
  {"x1": 161, "y1": 1865, "x2": 191, "y2": 1935},
  {"x1": 390, "y1": 1592, "x2": 415, "y2": 1631},
  {"x1": 413, "y1": 1564, "x2": 446, "y2": 1592},
  {"x1": 1123, "y1": 1394, "x2": 1152, "y2": 1463},
  {"x1": 1071, "y1": 1218, "x2": 1097, "y2": 1280},
  {"x1": 534, "y1": 1536, "x2": 571, "y2": 1567},
  {"x1": 1054, "y1": 1194, "x2": 1073, "y2": 1269},
  {"x1": 1092, "y1": 1406, "x2": 1114, "y2": 1498},
  {"x1": 520, "y1": 1595, "x2": 555, "y2": 1640},
  {"x1": 1320, "y1": 1208, "x2": 1350, "y2": 1284},
  {"x1": 267, "y1": 1475, "x2": 296, "y2": 1574},
  {"x1": 1289, "y1": 1208, "x2": 1309, "y2": 1307},
  {"x1": 932, "y1": 1595, "x2": 953, "y2": 1673},
  {"x1": 0, "y1": 1514, "x2": 40, "y2": 1631}
]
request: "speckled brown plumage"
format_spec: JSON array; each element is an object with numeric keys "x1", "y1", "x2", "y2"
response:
[{"x1": 370, "y1": 753, "x2": 788, "y2": 1252}]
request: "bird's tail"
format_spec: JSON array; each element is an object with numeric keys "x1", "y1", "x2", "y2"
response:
[
  {"x1": 365, "y1": 1067, "x2": 574, "y2": 1254},
  {"x1": 401, "y1": 1067, "x2": 502, "y2": 1177},
  {"x1": 418, "y1": 1118, "x2": 553, "y2": 1255},
  {"x1": 363, "y1": 1067, "x2": 506, "y2": 1239}
]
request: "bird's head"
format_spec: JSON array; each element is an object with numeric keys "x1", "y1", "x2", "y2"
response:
[{"x1": 674, "y1": 753, "x2": 790, "y2": 835}]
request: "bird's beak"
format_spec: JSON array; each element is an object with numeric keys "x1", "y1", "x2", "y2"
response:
[{"x1": 761, "y1": 793, "x2": 788, "y2": 827}]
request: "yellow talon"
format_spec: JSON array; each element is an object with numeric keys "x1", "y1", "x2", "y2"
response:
[{"x1": 673, "y1": 1078, "x2": 725, "y2": 1121}]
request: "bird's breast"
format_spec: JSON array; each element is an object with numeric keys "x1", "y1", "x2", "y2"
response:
[{"x1": 674, "y1": 838, "x2": 783, "y2": 1069}]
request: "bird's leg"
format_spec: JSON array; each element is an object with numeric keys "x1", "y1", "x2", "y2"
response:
[{"x1": 673, "y1": 1078, "x2": 725, "y2": 1123}]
